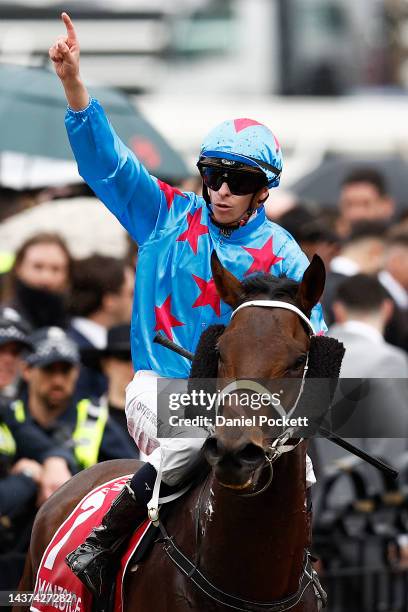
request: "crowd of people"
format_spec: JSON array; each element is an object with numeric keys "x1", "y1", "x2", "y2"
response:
[{"x1": 0, "y1": 234, "x2": 138, "y2": 589}]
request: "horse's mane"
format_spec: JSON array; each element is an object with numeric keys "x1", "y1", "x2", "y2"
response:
[{"x1": 239, "y1": 273, "x2": 299, "y2": 305}]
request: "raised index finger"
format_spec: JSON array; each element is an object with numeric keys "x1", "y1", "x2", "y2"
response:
[{"x1": 61, "y1": 12, "x2": 77, "y2": 43}]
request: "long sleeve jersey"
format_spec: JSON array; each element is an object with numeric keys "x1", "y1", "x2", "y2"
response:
[{"x1": 66, "y1": 99, "x2": 327, "y2": 378}]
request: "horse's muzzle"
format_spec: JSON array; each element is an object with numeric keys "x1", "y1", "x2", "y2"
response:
[{"x1": 203, "y1": 436, "x2": 265, "y2": 489}]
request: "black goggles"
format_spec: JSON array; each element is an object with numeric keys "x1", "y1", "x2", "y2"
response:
[{"x1": 197, "y1": 163, "x2": 268, "y2": 196}]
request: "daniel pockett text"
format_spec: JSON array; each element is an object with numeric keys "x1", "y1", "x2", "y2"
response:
[{"x1": 166, "y1": 381, "x2": 309, "y2": 430}]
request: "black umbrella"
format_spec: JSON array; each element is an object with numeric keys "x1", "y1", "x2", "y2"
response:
[
  {"x1": 0, "y1": 64, "x2": 189, "y2": 182},
  {"x1": 291, "y1": 155, "x2": 408, "y2": 211}
]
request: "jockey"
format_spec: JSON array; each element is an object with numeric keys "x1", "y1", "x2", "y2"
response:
[{"x1": 50, "y1": 13, "x2": 327, "y2": 598}]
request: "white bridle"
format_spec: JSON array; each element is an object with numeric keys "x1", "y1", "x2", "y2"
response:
[
  {"x1": 227, "y1": 299, "x2": 315, "y2": 464},
  {"x1": 231, "y1": 299, "x2": 315, "y2": 335}
]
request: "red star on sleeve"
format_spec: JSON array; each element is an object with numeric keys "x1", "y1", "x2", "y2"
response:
[
  {"x1": 192, "y1": 275, "x2": 221, "y2": 317},
  {"x1": 154, "y1": 295, "x2": 185, "y2": 340},
  {"x1": 177, "y1": 208, "x2": 209, "y2": 254},
  {"x1": 157, "y1": 179, "x2": 187, "y2": 211},
  {"x1": 243, "y1": 237, "x2": 283, "y2": 276}
]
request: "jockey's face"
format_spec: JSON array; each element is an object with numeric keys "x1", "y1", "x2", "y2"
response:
[{"x1": 208, "y1": 183, "x2": 269, "y2": 225}]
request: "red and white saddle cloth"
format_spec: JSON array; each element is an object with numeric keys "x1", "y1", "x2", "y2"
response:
[{"x1": 31, "y1": 476, "x2": 151, "y2": 612}]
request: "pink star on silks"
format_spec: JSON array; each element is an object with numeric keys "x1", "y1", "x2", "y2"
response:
[
  {"x1": 234, "y1": 118, "x2": 264, "y2": 133},
  {"x1": 154, "y1": 295, "x2": 185, "y2": 341},
  {"x1": 177, "y1": 209, "x2": 209, "y2": 254},
  {"x1": 157, "y1": 179, "x2": 187, "y2": 211},
  {"x1": 192, "y1": 275, "x2": 221, "y2": 317},
  {"x1": 243, "y1": 237, "x2": 284, "y2": 276}
]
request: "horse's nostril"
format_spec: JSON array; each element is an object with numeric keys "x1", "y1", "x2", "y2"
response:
[
  {"x1": 237, "y1": 443, "x2": 264, "y2": 466},
  {"x1": 203, "y1": 437, "x2": 222, "y2": 465}
]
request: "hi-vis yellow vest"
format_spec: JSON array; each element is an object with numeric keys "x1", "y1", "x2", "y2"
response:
[
  {"x1": 0, "y1": 423, "x2": 16, "y2": 457},
  {"x1": 12, "y1": 399, "x2": 108, "y2": 470}
]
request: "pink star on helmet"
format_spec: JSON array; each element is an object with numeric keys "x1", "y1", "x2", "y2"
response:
[{"x1": 233, "y1": 118, "x2": 264, "y2": 133}]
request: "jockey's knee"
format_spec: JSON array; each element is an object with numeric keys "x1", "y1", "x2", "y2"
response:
[{"x1": 148, "y1": 438, "x2": 205, "y2": 487}]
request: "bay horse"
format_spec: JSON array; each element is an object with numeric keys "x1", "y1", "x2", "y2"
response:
[{"x1": 15, "y1": 252, "x2": 328, "y2": 612}]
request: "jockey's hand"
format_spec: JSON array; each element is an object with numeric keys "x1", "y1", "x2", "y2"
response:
[
  {"x1": 49, "y1": 13, "x2": 89, "y2": 110},
  {"x1": 11, "y1": 458, "x2": 43, "y2": 484},
  {"x1": 38, "y1": 456, "x2": 72, "y2": 506},
  {"x1": 49, "y1": 13, "x2": 80, "y2": 83}
]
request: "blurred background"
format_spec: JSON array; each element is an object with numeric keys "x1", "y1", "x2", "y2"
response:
[{"x1": 0, "y1": 2, "x2": 408, "y2": 611}]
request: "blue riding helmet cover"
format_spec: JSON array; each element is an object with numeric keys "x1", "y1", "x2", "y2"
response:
[{"x1": 199, "y1": 118, "x2": 283, "y2": 188}]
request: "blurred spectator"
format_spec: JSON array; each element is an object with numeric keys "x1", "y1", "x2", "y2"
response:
[
  {"x1": 125, "y1": 235, "x2": 138, "y2": 270},
  {"x1": 277, "y1": 205, "x2": 340, "y2": 268},
  {"x1": 68, "y1": 255, "x2": 133, "y2": 398},
  {"x1": 331, "y1": 275, "x2": 407, "y2": 378},
  {"x1": 313, "y1": 275, "x2": 408, "y2": 524},
  {"x1": 83, "y1": 324, "x2": 137, "y2": 457},
  {"x1": 394, "y1": 209, "x2": 408, "y2": 233},
  {"x1": 337, "y1": 168, "x2": 395, "y2": 238},
  {"x1": 379, "y1": 232, "x2": 408, "y2": 310},
  {"x1": 264, "y1": 189, "x2": 297, "y2": 221},
  {"x1": 0, "y1": 307, "x2": 32, "y2": 400},
  {"x1": 176, "y1": 176, "x2": 202, "y2": 196},
  {"x1": 20, "y1": 327, "x2": 136, "y2": 472},
  {"x1": 1, "y1": 233, "x2": 73, "y2": 330},
  {"x1": 0, "y1": 398, "x2": 74, "y2": 554},
  {"x1": 380, "y1": 231, "x2": 408, "y2": 353},
  {"x1": 322, "y1": 221, "x2": 387, "y2": 324}
]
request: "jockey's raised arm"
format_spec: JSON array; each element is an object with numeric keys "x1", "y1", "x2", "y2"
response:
[{"x1": 50, "y1": 13, "x2": 179, "y2": 245}]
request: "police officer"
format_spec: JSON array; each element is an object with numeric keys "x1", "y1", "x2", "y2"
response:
[
  {"x1": 18, "y1": 327, "x2": 137, "y2": 470},
  {"x1": 81, "y1": 324, "x2": 137, "y2": 457},
  {"x1": 0, "y1": 398, "x2": 75, "y2": 519},
  {"x1": 0, "y1": 306, "x2": 32, "y2": 400}
]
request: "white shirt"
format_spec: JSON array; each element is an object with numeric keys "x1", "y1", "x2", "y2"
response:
[
  {"x1": 330, "y1": 256, "x2": 360, "y2": 276},
  {"x1": 378, "y1": 270, "x2": 408, "y2": 310},
  {"x1": 334, "y1": 320, "x2": 384, "y2": 344},
  {"x1": 71, "y1": 317, "x2": 107, "y2": 349}
]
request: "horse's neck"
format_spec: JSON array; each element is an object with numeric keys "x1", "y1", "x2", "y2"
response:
[{"x1": 195, "y1": 446, "x2": 308, "y2": 602}]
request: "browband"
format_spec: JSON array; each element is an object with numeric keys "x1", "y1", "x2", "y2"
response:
[{"x1": 230, "y1": 300, "x2": 315, "y2": 336}]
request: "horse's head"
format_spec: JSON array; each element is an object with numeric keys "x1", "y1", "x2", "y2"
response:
[{"x1": 202, "y1": 251, "x2": 326, "y2": 489}]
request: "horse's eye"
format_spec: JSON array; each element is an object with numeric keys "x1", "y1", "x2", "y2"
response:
[{"x1": 291, "y1": 354, "x2": 307, "y2": 370}]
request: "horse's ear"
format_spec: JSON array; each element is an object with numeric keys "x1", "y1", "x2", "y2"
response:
[
  {"x1": 211, "y1": 250, "x2": 243, "y2": 308},
  {"x1": 297, "y1": 254, "x2": 326, "y2": 315}
]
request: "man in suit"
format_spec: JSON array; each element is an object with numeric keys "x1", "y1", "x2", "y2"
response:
[
  {"x1": 379, "y1": 231, "x2": 408, "y2": 353},
  {"x1": 316, "y1": 274, "x2": 408, "y2": 481},
  {"x1": 330, "y1": 274, "x2": 408, "y2": 379},
  {"x1": 322, "y1": 221, "x2": 387, "y2": 326}
]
